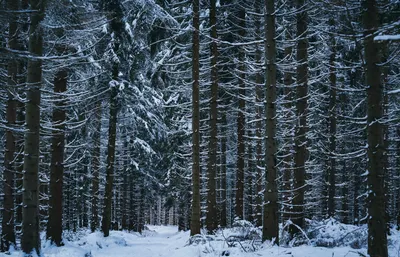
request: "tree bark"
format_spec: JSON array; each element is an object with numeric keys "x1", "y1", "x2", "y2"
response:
[
  {"x1": 290, "y1": 0, "x2": 308, "y2": 236},
  {"x1": 91, "y1": 100, "x2": 102, "y2": 232},
  {"x1": 219, "y1": 112, "x2": 227, "y2": 228},
  {"x1": 262, "y1": 0, "x2": 279, "y2": 243},
  {"x1": 205, "y1": 0, "x2": 218, "y2": 234},
  {"x1": 190, "y1": 0, "x2": 201, "y2": 236},
  {"x1": 235, "y1": 7, "x2": 246, "y2": 220},
  {"x1": 327, "y1": 21, "x2": 337, "y2": 218},
  {"x1": 363, "y1": 1, "x2": 388, "y2": 256},
  {"x1": 1, "y1": 0, "x2": 19, "y2": 251},
  {"x1": 22, "y1": 0, "x2": 46, "y2": 254},
  {"x1": 282, "y1": 28, "x2": 294, "y2": 226},
  {"x1": 102, "y1": 79, "x2": 118, "y2": 237},
  {"x1": 46, "y1": 69, "x2": 67, "y2": 246},
  {"x1": 254, "y1": 0, "x2": 264, "y2": 228}
]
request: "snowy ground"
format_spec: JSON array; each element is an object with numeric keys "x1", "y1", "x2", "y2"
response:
[{"x1": 3, "y1": 224, "x2": 400, "y2": 257}]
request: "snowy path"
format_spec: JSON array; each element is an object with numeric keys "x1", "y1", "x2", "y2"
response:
[
  {"x1": 42, "y1": 225, "x2": 196, "y2": 257},
  {"x1": 90, "y1": 226, "x2": 191, "y2": 257},
  {"x1": 2, "y1": 226, "x2": 394, "y2": 257}
]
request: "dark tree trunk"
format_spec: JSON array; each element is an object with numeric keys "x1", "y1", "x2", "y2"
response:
[
  {"x1": 235, "y1": 7, "x2": 246, "y2": 220},
  {"x1": 102, "y1": 83, "x2": 118, "y2": 237},
  {"x1": 255, "y1": 0, "x2": 264, "y2": 228},
  {"x1": 363, "y1": 0, "x2": 388, "y2": 256},
  {"x1": 121, "y1": 137, "x2": 129, "y2": 230},
  {"x1": 219, "y1": 112, "x2": 227, "y2": 228},
  {"x1": 262, "y1": 0, "x2": 279, "y2": 243},
  {"x1": 1, "y1": 0, "x2": 19, "y2": 251},
  {"x1": 327, "y1": 22, "x2": 337, "y2": 218},
  {"x1": 206, "y1": 0, "x2": 218, "y2": 234},
  {"x1": 190, "y1": 0, "x2": 201, "y2": 236},
  {"x1": 290, "y1": 0, "x2": 308, "y2": 236},
  {"x1": 91, "y1": 100, "x2": 102, "y2": 232},
  {"x1": 282, "y1": 29, "x2": 294, "y2": 226},
  {"x1": 22, "y1": 0, "x2": 46, "y2": 254},
  {"x1": 246, "y1": 130, "x2": 254, "y2": 223},
  {"x1": 47, "y1": 69, "x2": 67, "y2": 246}
]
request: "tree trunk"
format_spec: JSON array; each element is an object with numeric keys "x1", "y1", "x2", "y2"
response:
[
  {"x1": 91, "y1": 100, "x2": 102, "y2": 232},
  {"x1": 363, "y1": 1, "x2": 388, "y2": 256},
  {"x1": 246, "y1": 130, "x2": 254, "y2": 223},
  {"x1": 219, "y1": 112, "x2": 227, "y2": 228},
  {"x1": 327, "y1": 22, "x2": 337, "y2": 218},
  {"x1": 102, "y1": 81, "x2": 118, "y2": 237},
  {"x1": 47, "y1": 69, "x2": 67, "y2": 246},
  {"x1": 121, "y1": 137, "x2": 129, "y2": 230},
  {"x1": 1, "y1": 0, "x2": 19, "y2": 251},
  {"x1": 206, "y1": 0, "x2": 218, "y2": 234},
  {"x1": 262, "y1": 0, "x2": 279, "y2": 243},
  {"x1": 22, "y1": 0, "x2": 46, "y2": 254},
  {"x1": 282, "y1": 28, "x2": 294, "y2": 226},
  {"x1": 255, "y1": 0, "x2": 264, "y2": 228},
  {"x1": 290, "y1": 0, "x2": 308, "y2": 236},
  {"x1": 190, "y1": 0, "x2": 201, "y2": 236},
  {"x1": 235, "y1": 7, "x2": 246, "y2": 220}
]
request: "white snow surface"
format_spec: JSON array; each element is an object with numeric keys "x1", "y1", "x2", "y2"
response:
[{"x1": 2, "y1": 224, "x2": 400, "y2": 257}]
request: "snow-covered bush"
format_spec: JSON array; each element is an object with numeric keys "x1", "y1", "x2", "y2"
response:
[{"x1": 305, "y1": 218, "x2": 368, "y2": 248}]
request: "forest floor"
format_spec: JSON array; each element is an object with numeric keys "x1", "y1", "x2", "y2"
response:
[{"x1": 2, "y1": 224, "x2": 400, "y2": 257}]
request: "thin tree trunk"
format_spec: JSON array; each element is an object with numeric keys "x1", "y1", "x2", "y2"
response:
[
  {"x1": 235, "y1": 7, "x2": 246, "y2": 220},
  {"x1": 22, "y1": 0, "x2": 46, "y2": 254},
  {"x1": 190, "y1": 0, "x2": 201, "y2": 236},
  {"x1": 327, "y1": 22, "x2": 337, "y2": 218},
  {"x1": 282, "y1": 29, "x2": 294, "y2": 226},
  {"x1": 219, "y1": 112, "x2": 227, "y2": 228},
  {"x1": 263, "y1": 0, "x2": 278, "y2": 243},
  {"x1": 246, "y1": 130, "x2": 254, "y2": 223},
  {"x1": 363, "y1": 0, "x2": 388, "y2": 256},
  {"x1": 91, "y1": 100, "x2": 102, "y2": 232},
  {"x1": 206, "y1": 0, "x2": 218, "y2": 234},
  {"x1": 121, "y1": 137, "x2": 129, "y2": 230},
  {"x1": 102, "y1": 80, "x2": 118, "y2": 237},
  {"x1": 47, "y1": 69, "x2": 67, "y2": 246},
  {"x1": 1, "y1": 0, "x2": 19, "y2": 251},
  {"x1": 290, "y1": 0, "x2": 308, "y2": 236},
  {"x1": 255, "y1": 0, "x2": 264, "y2": 227}
]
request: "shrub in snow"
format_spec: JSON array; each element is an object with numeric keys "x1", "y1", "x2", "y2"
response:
[
  {"x1": 305, "y1": 218, "x2": 367, "y2": 248},
  {"x1": 226, "y1": 220, "x2": 261, "y2": 242}
]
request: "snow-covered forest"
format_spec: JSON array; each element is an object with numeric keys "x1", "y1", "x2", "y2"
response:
[{"x1": 0, "y1": 0, "x2": 399, "y2": 256}]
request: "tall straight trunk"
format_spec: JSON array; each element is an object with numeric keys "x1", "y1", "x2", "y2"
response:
[
  {"x1": 91, "y1": 100, "x2": 102, "y2": 232},
  {"x1": 381, "y1": 43, "x2": 390, "y2": 232},
  {"x1": 363, "y1": 1, "x2": 388, "y2": 256},
  {"x1": 15, "y1": 0, "x2": 29, "y2": 234},
  {"x1": 282, "y1": 29, "x2": 294, "y2": 225},
  {"x1": 397, "y1": 127, "x2": 400, "y2": 229},
  {"x1": 254, "y1": 0, "x2": 264, "y2": 227},
  {"x1": 342, "y1": 160, "x2": 349, "y2": 223},
  {"x1": 235, "y1": 7, "x2": 246, "y2": 220},
  {"x1": 46, "y1": 69, "x2": 67, "y2": 246},
  {"x1": 246, "y1": 130, "x2": 254, "y2": 223},
  {"x1": 15, "y1": 102, "x2": 24, "y2": 232},
  {"x1": 219, "y1": 112, "x2": 227, "y2": 228},
  {"x1": 101, "y1": 0, "x2": 123, "y2": 238},
  {"x1": 1, "y1": 0, "x2": 19, "y2": 251},
  {"x1": 22, "y1": 0, "x2": 45, "y2": 254},
  {"x1": 121, "y1": 137, "x2": 129, "y2": 230},
  {"x1": 102, "y1": 72, "x2": 118, "y2": 237},
  {"x1": 190, "y1": 0, "x2": 201, "y2": 236},
  {"x1": 262, "y1": 0, "x2": 278, "y2": 243},
  {"x1": 205, "y1": 0, "x2": 218, "y2": 233},
  {"x1": 290, "y1": 0, "x2": 308, "y2": 236},
  {"x1": 79, "y1": 112, "x2": 89, "y2": 229},
  {"x1": 327, "y1": 23, "x2": 337, "y2": 218}
]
